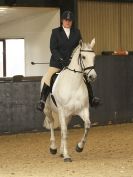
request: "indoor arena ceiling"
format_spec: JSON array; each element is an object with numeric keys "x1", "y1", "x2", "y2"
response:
[{"x1": 0, "y1": 7, "x2": 54, "y2": 25}]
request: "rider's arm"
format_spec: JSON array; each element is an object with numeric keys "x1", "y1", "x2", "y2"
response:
[{"x1": 50, "y1": 29, "x2": 63, "y2": 61}]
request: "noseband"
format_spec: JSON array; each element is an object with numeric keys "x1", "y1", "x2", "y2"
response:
[{"x1": 66, "y1": 49, "x2": 95, "y2": 74}]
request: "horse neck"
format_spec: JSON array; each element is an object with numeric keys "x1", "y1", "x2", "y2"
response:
[
  {"x1": 69, "y1": 48, "x2": 81, "y2": 71},
  {"x1": 66, "y1": 47, "x2": 83, "y2": 87}
]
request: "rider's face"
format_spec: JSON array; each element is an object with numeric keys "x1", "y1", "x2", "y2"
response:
[{"x1": 62, "y1": 19, "x2": 72, "y2": 28}]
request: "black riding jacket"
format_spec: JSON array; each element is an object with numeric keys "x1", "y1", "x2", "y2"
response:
[{"x1": 50, "y1": 26, "x2": 82, "y2": 69}]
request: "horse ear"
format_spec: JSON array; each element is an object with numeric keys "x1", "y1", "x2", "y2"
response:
[
  {"x1": 90, "y1": 38, "x2": 95, "y2": 48},
  {"x1": 79, "y1": 40, "x2": 83, "y2": 47}
]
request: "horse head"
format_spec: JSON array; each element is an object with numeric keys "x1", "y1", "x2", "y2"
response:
[{"x1": 79, "y1": 38, "x2": 97, "y2": 82}]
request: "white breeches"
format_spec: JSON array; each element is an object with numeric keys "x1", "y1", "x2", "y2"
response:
[{"x1": 42, "y1": 67, "x2": 61, "y2": 86}]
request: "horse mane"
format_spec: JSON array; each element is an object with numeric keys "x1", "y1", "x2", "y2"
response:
[
  {"x1": 71, "y1": 42, "x2": 92, "y2": 59},
  {"x1": 71, "y1": 43, "x2": 92, "y2": 57},
  {"x1": 71, "y1": 45, "x2": 81, "y2": 58}
]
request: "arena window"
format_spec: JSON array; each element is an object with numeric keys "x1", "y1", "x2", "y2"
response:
[{"x1": 0, "y1": 38, "x2": 25, "y2": 77}]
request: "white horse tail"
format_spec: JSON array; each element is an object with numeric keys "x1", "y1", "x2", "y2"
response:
[
  {"x1": 43, "y1": 98, "x2": 60, "y2": 129},
  {"x1": 43, "y1": 111, "x2": 60, "y2": 130}
]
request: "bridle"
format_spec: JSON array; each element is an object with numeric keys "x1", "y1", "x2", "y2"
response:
[{"x1": 66, "y1": 49, "x2": 95, "y2": 75}]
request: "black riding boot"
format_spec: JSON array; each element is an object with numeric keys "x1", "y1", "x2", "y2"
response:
[
  {"x1": 37, "y1": 83, "x2": 50, "y2": 112},
  {"x1": 84, "y1": 76, "x2": 101, "y2": 108},
  {"x1": 87, "y1": 82, "x2": 101, "y2": 108}
]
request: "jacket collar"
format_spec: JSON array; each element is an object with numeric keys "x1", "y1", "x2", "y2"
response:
[
  {"x1": 59, "y1": 26, "x2": 75, "y2": 40},
  {"x1": 59, "y1": 26, "x2": 75, "y2": 32}
]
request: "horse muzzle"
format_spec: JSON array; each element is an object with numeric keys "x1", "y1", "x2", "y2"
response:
[{"x1": 87, "y1": 72, "x2": 97, "y2": 82}]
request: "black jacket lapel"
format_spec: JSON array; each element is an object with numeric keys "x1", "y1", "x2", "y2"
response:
[{"x1": 69, "y1": 28, "x2": 75, "y2": 41}]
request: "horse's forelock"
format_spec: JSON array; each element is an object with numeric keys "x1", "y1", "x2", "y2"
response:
[
  {"x1": 81, "y1": 43, "x2": 91, "y2": 51},
  {"x1": 82, "y1": 43, "x2": 88, "y2": 50}
]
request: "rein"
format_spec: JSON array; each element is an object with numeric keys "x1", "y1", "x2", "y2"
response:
[
  {"x1": 65, "y1": 66, "x2": 83, "y2": 73},
  {"x1": 66, "y1": 49, "x2": 95, "y2": 74}
]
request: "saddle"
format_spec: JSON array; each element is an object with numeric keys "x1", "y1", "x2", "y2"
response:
[
  {"x1": 49, "y1": 72, "x2": 60, "y2": 106},
  {"x1": 50, "y1": 72, "x2": 60, "y2": 92}
]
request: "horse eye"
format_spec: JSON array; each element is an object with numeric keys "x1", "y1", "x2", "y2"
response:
[{"x1": 82, "y1": 56, "x2": 86, "y2": 59}]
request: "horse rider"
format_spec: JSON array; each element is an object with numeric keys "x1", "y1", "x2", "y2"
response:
[{"x1": 37, "y1": 11, "x2": 101, "y2": 112}]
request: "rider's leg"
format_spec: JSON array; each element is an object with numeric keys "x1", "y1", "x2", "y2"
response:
[
  {"x1": 37, "y1": 83, "x2": 50, "y2": 111},
  {"x1": 84, "y1": 76, "x2": 101, "y2": 108},
  {"x1": 87, "y1": 82, "x2": 101, "y2": 107},
  {"x1": 37, "y1": 67, "x2": 60, "y2": 112}
]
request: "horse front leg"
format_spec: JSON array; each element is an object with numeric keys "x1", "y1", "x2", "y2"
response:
[
  {"x1": 76, "y1": 108, "x2": 91, "y2": 152},
  {"x1": 59, "y1": 108, "x2": 72, "y2": 162}
]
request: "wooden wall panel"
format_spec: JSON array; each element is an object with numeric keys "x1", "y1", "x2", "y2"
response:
[
  {"x1": 121, "y1": 3, "x2": 133, "y2": 50},
  {"x1": 77, "y1": 0, "x2": 133, "y2": 54}
]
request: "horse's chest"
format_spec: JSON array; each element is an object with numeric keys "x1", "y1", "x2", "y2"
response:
[{"x1": 65, "y1": 93, "x2": 88, "y2": 113}]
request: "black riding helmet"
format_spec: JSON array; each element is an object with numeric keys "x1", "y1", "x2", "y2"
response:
[{"x1": 61, "y1": 11, "x2": 74, "y2": 21}]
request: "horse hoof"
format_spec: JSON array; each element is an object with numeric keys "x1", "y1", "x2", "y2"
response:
[
  {"x1": 76, "y1": 144, "x2": 83, "y2": 152},
  {"x1": 50, "y1": 148, "x2": 57, "y2": 155},
  {"x1": 64, "y1": 158, "x2": 72, "y2": 162}
]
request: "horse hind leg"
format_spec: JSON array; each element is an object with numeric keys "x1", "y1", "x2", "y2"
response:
[
  {"x1": 76, "y1": 108, "x2": 91, "y2": 152},
  {"x1": 49, "y1": 121, "x2": 57, "y2": 154},
  {"x1": 44, "y1": 103, "x2": 57, "y2": 155}
]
